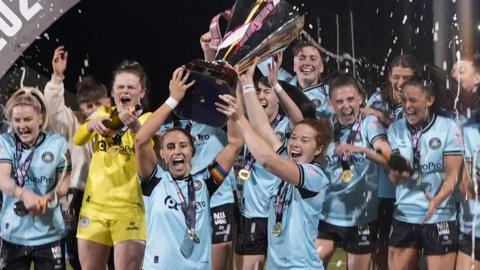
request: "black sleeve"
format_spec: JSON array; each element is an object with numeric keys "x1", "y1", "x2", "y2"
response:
[{"x1": 140, "y1": 166, "x2": 161, "y2": 197}]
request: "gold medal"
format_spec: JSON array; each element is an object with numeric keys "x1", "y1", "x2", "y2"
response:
[
  {"x1": 272, "y1": 222, "x2": 282, "y2": 237},
  {"x1": 107, "y1": 145, "x2": 121, "y2": 156},
  {"x1": 238, "y1": 169, "x2": 251, "y2": 181},
  {"x1": 341, "y1": 169, "x2": 353, "y2": 183}
]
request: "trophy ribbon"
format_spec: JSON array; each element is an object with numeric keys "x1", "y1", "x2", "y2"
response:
[
  {"x1": 272, "y1": 181, "x2": 289, "y2": 237},
  {"x1": 221, "y1": 0, "x2": 277, "y2": 60},
  {"x1": 209, "y1": 9, "x2": 233, "y2": 51}
]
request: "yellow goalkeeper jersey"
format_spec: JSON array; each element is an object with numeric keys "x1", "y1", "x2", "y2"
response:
[{"x1": 73, "y1": 106, "x2": 151, "y2": 219}]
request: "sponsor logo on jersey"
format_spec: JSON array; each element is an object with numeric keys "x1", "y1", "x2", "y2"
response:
[
  {"x1": 164, "y1": 195, "x2": 207, "y2": 212},
  {"x1": 42, "y1": 151, "x2": 54, "y2": 163}
]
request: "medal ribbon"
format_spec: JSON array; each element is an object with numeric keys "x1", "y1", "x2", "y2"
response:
[
  {"x1": 172, "y1": 176, "x2": 197, "y2": 237},
  {"x1": 274, "y1": 181, "x2": 289, "y2": 224},
  {"x1": 242, "y1": 114, "x2": 284, "y2": 172},
  {"x1": 334, "y1": 117, "x2": 362, "y2": 170},
  {"x1": 111, "y1": 105, "x2": 143, "y2": 146},
  {"x1": 14, "y1": 133, "x2": 42, "y2": 187}
]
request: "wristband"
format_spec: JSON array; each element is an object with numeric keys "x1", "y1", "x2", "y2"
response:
[
  {"x1": 273, "y1": 83, "x2": 283, "y2": 93},
  {"x1": 242, "y1": 83, "x2": 255, "y2": 94},
  {"x1": 165, "y1": 97, "x2": 179, "y2": 109}
]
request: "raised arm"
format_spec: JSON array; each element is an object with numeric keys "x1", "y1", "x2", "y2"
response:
[
  {"x1": 44, "y1": 46, "x2": 80, "y2": 138},
  {"x1": 216, "y1": 95, "x2": 301, "y2": 186},
  {"x1": 200, "y1": 32, "x2": 216, "y2": 62},
  {"x1": 135, "y1": 67, "x2": 195, "y2": 180},
  {"x1": 237, "y1": 59, "x2": 283, "y2": 151},
  {"x1": 267, "y1": 52, "x2": 303, "y2": 125}
]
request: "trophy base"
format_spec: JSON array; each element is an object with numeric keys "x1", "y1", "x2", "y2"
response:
[{"x1": 174, "y1": 59, "x2": 237, "y2": 128}]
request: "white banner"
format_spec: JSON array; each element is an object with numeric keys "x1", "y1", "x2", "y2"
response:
[{"x1": 0, "y1": 0, "x2": 81, "y2": 79}]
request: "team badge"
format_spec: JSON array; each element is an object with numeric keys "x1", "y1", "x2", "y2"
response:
[
  {"x1": 42, "y1": 151, "x2": 54, "y2": 163},
  {"x1": 428, "y1": 137, "x2": 441, "y2": 150},
  {"x1": 194, "y1": 180, "x2": 202, "y2": 191}
]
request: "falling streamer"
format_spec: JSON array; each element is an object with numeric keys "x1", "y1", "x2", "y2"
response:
[
  {"x1": 350, "y1": 11, "x2": 356, "y2": 78},
  {"x1": 19, "y1": 67, "x2": 26, "y2": 89}
]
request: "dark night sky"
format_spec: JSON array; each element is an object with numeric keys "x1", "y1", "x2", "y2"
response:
[{"x1": 1, "y1": 0, "x2": 479, "y2": 110}]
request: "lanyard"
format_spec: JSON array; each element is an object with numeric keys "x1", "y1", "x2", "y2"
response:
[
  {"x1": 243, "y1": 114, "x2": 284, "y2": 170},
  {"x1": 172, "y1": 176, "x2": 197, "y2": 235},
  {"x1": 334, "y1": 117, "x2": 362, "y2": 168},
  {"x1": 274, "y1": 181, "x2": 290, "y2": 224},
  {"x1": 14, "y1": 133, "x2": 42, "y2": 187},
  {"x1": 112, "y1": 105, "x2": 143, "y2": 145},
  {"x1": 409, "y1": 128, "x2": 424, "y2": 173}
]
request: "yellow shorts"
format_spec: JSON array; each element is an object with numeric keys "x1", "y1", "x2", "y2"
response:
[{"x1": 76, "y1": 213, "x2": 146, "y2": 246}]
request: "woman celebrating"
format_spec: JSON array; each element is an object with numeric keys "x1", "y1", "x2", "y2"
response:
[
  {"x1": 0, "y1": 87, "x2": 71, "y2": 269},
  {"x1": 73, "y1": 60, "x2": 151, "y2": 269},
  {"x1": 217, "y1": 72, "x2": 334, "y2": 269},
  {"x1": 387, "y1": 78, "x2": 463, "y2": 270},
  {"x1": 135, "y1": 66, "x2": 243, "y2": 270},
  {"x1": 364, "y1": 54, "x2": 419, "y2": 270}
]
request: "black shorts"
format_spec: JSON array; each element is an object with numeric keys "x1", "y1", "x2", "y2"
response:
[
  {"x1": 211, "y1": 203, "x2": 236, "y2": 244},
  {"x1": 0, "y1": 238, "x2": 66, "y2": 270},
  {"x1": 235, "y1": 215, "x2": 268, "y2": 255},
  {"x1": 389, "y1": 219, "x2": 458, "y2": 255},
  {"x1": 377, "y1": 198, "x2": 395, "y2": 242},
  {"x1": 458, "y1": 232, "x2": 480, "y2": 261},
  {"x1": 317, "y1": 220, "x2": 377, "y2": 254}
]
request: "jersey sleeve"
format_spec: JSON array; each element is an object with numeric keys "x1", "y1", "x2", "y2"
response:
[
  {"x1": 0, "y1": 135, "x2": 13, "y2": 164},
  {"x1": 295, "y1": 163, "x2": 329, "y2": 199},
  {"x1": 444, "y1": 120, "x2": 463, "y2": 156},
  {"x1": 387, "y1": 123, "x2": 400, "y2": 154},
  {"x1": 56, "y1": 139, "x2": 72, "y2": 173},
  {"x1": 364, "y1": 115, "x2": 387, "y2": 146},
  {"x1": 140, "y1": 165, "x2": 165, "y2": 197}
]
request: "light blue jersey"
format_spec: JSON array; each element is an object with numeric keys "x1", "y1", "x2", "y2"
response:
[
  {"x1": 0, "y1": 132, "x2": 70, "y2": 246},
  {"x1": 266, "y1": 148, "x2": 328, "y2": 270},
  {"x1": 460, "y1": 122, "x2": 480, "y2": 237},
  {"x1": 366, "y1": 90, "x2": 404, "y2": 199},
  {"x1": 141, "y1": 163, "x2": 227, "y2": 270},
  {"x1": 388, "y1": 114, "x2": 463, "y2": 224},
  {"x1": 321, "y1": 115, "x2": 386, "y2": 226},
  {"x1": 257, "y1": 60, "x2": 333, "y2": 119},
  {"x1": 160, "y1": 120, "x2": 235, "y2": 208},
  {"x1": 240, "y1": 116, "x2": 290, "y2": 218}
]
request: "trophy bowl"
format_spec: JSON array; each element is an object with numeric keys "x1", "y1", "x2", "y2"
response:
[{"x1": 175, "y1": 0, "x2": 304, "y2": 127}]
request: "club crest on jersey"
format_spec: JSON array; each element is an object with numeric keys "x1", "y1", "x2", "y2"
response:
[
  {"x1": 428, "y1": 137, "x2": 441, "y2": 150},
  {"x1": 312, "y1": 99, "x2": 322, "y2": 108},
  {"x1": 42, "y1": 151, "x2": 54, "y2": 163},
  {"x1": 354, "y1": 133, "x2": 362, "y2": 143},
  {"x1": 276, "y1": 132, "x2": 285, "y2": 143},
  {"x1": 194, "y1": 180, "x2": 202, "y2": 191}
]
